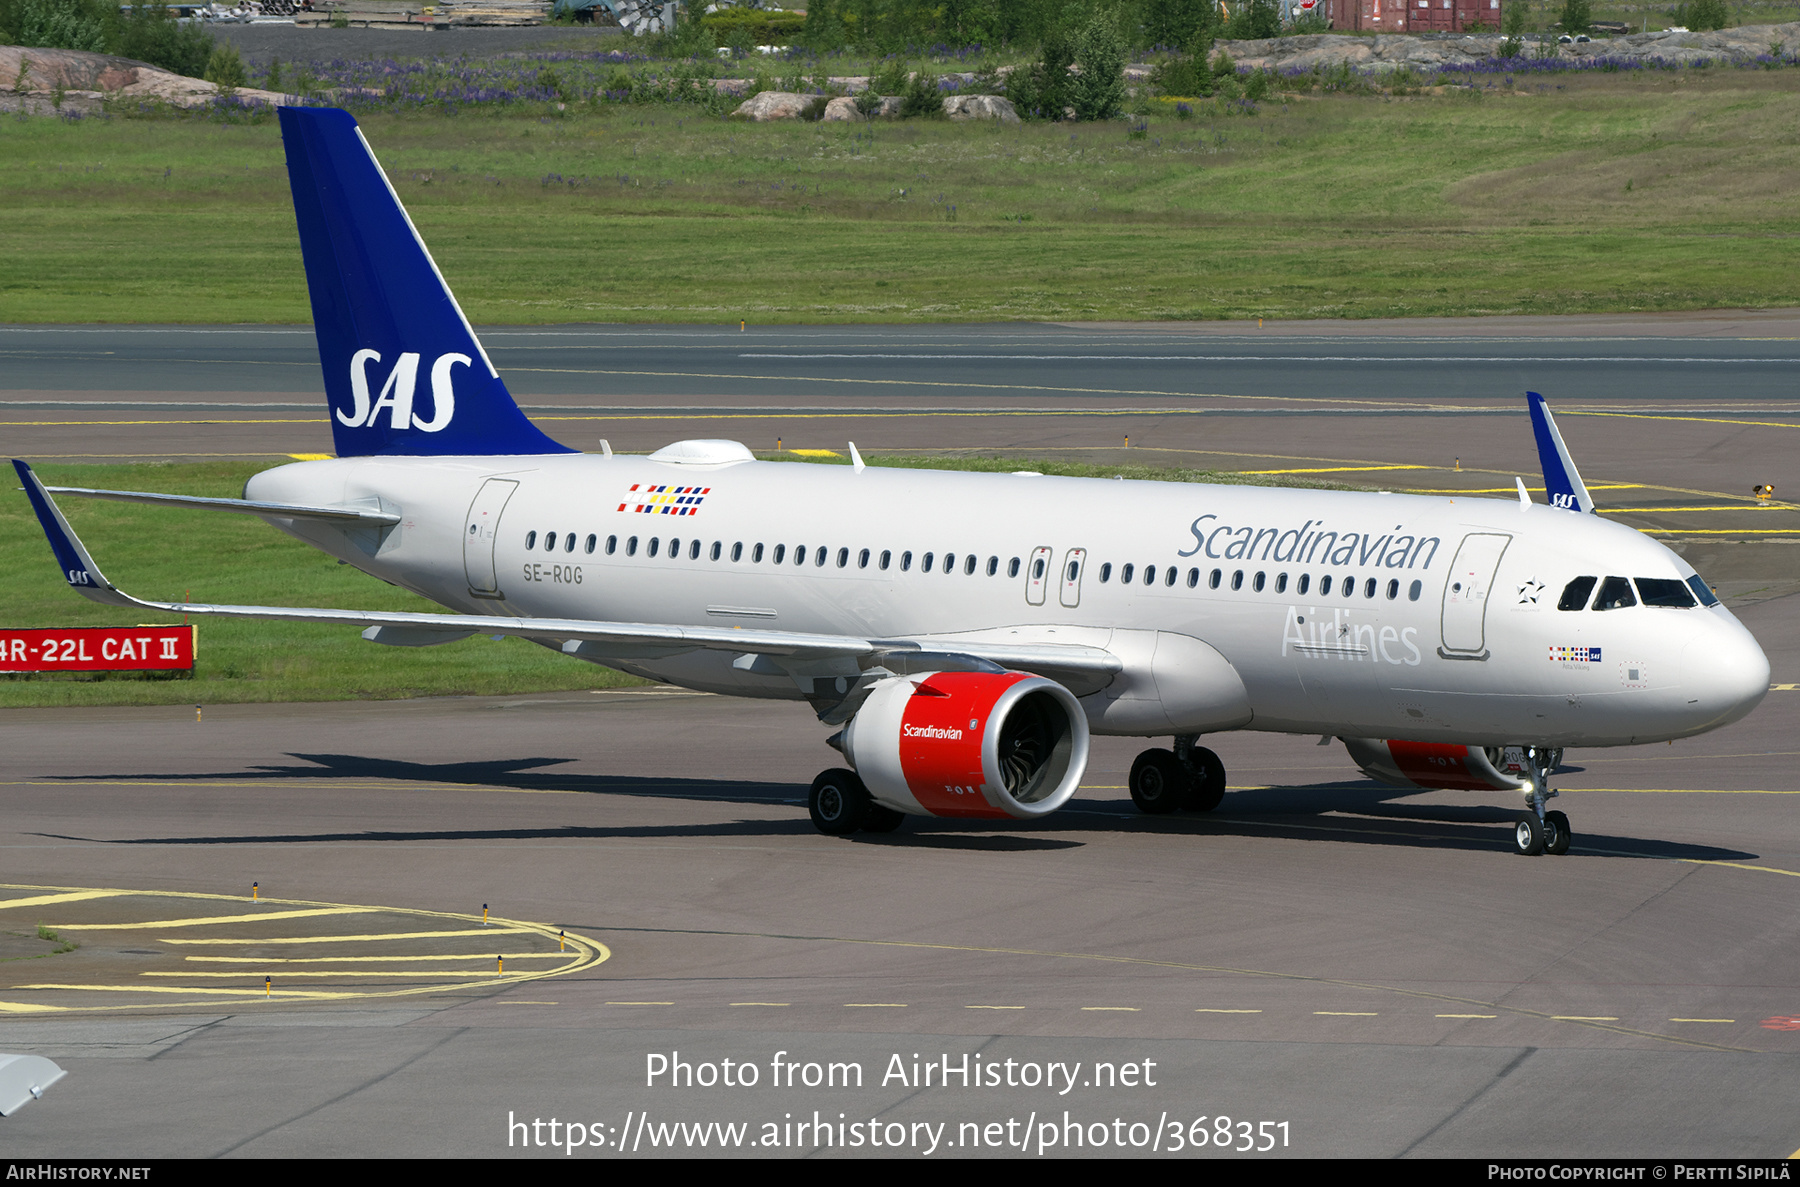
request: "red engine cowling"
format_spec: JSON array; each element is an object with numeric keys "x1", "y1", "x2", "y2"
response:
[
  {"x1": 1341, "y1": 737, "x2": 1533, "y2": 792},
  {"x1": 841, "y1": 671, "x2": 1090, "y2": 819}
]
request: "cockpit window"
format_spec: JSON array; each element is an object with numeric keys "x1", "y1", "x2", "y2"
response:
[
  {"x1": 1592, "y1": 575, "x2": 1637, "y2": 611},
  {"x1": 1686, "y1": 575, "x2": 1721, "y2": 607},
  {"x1": 1557, "y1": 576, "x2": 1597, "y2": 611},
  {"x1": 1636, "y1": 578, "x2": 1697, "y2": 608}
]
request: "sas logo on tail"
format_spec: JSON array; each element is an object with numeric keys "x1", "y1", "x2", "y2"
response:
[{"x1": 337, "y1": 350, "x2": 468, "y2": 432}]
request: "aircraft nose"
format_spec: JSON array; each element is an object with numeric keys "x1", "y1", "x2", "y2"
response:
[{"x1": 1682, "y1": 619, "x2": 1770, "y2": 730}]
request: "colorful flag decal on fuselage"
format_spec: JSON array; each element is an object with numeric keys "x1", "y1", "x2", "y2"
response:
[{"x1": 618, "y1": 484, "x2": 710, "y2": 516}]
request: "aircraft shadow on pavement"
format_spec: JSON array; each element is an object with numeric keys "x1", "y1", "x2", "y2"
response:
[{"x1": 31, "y1": 752, "x2": 1752, "y2": 861}]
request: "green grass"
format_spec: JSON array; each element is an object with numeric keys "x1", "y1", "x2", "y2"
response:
[{"x1": 5, "y1": 64, "x2": 1800, "y2": 322}]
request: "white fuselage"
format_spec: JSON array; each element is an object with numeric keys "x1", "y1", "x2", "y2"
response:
[{"x1": 245, "y1": 452, "x2": 1770, "y2": 748}]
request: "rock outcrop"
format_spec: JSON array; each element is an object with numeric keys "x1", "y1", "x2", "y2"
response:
[
  {"x1": 944, "y1": 93, "x2": 1020, "y2": 122},
  {"x1": 0, "y1": 45, "x2": 289, "y2": 112},
  {"x1": 730, "y1": 90, "x2": 815, "y2": 120},
  {"x1": 1213, "y1": 20, "x2": 1800, "y2": 73}
]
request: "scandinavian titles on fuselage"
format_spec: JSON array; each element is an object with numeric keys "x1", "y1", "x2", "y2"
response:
[{"x1": 1180, "y1": 515, "x2": 1441, "y2": 570}]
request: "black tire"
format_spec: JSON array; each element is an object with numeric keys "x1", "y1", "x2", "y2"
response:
[
  {"x1": 862, "y1": 803, "x2": 907, "y2": 834},
  {"x1": 1180, "y1": 746, "x2": 1227, "y2": 812},
  {"x1": 809, "y1": 768, "x2": 869, "y2": 836},
  {"x1": 1544, "y1": 810, "x2": 1571, "y2": 856},
  {"x1": 1513, "y1": 812, "x2": 1546, "y2": 856},
  {"x1": 1129, "y1": 748, "x2": 1187, "y2": 815}
]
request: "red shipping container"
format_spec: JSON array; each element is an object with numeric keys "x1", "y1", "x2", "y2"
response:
[{"x1": 0, "y1": 626, "x2": 195, "y2": 673}]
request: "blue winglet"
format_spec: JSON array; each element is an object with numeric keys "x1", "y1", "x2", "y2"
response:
[
  {"x1": 1526, "y1": 392, "x2": 1594, "y2": 513},
  {"x1": 278, "y1": 107, "x2": 572, "y2": 458},
  {"x1": 13, "y1": 459, "x2": 134, "y2": 607}
]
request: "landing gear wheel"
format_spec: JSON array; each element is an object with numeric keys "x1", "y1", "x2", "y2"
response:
[
  {"x1": 1180, "y1": 746, "x2": 1227, "y2": 812},
  {"x1": 861, "y1": 803, "x2": 907, "y2": 834},
  {"x1": 1513, "y1": 812, "x2": 1546, "y2": 856},
  {"x1": 809, "y1": 768, "x2": 870, "y2": 836},
  {"x1": 1130, "y1": 748, "x2": 1186, "y2": 815},
  {"x1": 1543, "y1": 810, "x2": 1571, "y2": 856}
]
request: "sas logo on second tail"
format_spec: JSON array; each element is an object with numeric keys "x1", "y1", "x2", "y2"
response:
[{"x1": 619, "y1": 484, "x2": 710, "y2": 516}]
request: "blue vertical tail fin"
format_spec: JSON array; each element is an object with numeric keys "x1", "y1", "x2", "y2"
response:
[
  {"x1": 1526, "y1": 392, "x2": 1594, "y2": 513},
  {"x1": 278, "y1": 106, "x2": 571, "y2": 458}
]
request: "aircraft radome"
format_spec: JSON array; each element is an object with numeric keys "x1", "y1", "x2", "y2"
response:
[{"x1": 13, "y1": 107, "x2": 1771, "y2": 855}]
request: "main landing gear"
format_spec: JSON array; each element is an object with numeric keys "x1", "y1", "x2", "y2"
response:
[
  {"x1": 1513, "y1": 746, "x2": 1572, "y2": 857},
  {"x1": 1129, "y1": 736, "x2": 1227, "y2": 815},
  {"x1": 808, "y1": 768, "x2": 905, "y2": 837}
]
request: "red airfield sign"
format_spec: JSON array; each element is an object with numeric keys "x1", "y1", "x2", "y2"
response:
[{"x1": 0, "y1": 626, "x2": 195, "y2": 672}]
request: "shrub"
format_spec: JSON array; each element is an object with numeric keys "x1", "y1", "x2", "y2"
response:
[
  {"x1": 116, "y1": 4, "x2": 215, "y2": 79},
  {"x1": 203, "y1": 42, "x2": 246, "y2": 90},
  {"x1": 899, "y1": 67, "x2": 942, "y2": 117},
  {"x1": 1223, "y1": 0, "x2": 1281, "y2": 40},
  {"x1": 17, "y1": 0, "x2": 107, "y2": 52},
  {"x1": 1069, "y1": 11, "x2": 1126, "y2": 120},
  {"x1": 700, "y1": 8, "x2": 806, "y2": 42},
  {"x1": 1150, "y1": 50, "x2": 1215, "y2": 97},
  {"x1": 1558, "y1": 0, "x2": 1591, "y2": 35},
  {"x1": 1004, "y1": 27, "x2": 1074, "y2": 119},
  {"x1": 1675, "y1": 0, "x2": 1729, "y2": 30},
  {"x1": 1142, "y1": 0, "x2": 1219, "y2": 51}
]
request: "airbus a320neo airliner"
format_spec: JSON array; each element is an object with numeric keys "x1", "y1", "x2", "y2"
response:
[{"x1": 14, "y1": 107, "x2": 1771, "y2": 853}]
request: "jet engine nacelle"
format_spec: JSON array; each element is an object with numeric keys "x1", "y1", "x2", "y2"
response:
[
  {"x1": 1341, "y1": 737, "x2": 1534, "y2": 792},
  {"x1": 841, "y1": 671, "x2": 1090, "y2": 819}
]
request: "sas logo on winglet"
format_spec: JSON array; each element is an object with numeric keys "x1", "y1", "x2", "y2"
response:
[
  {"x1": 618, "y1": 484, "x2": 710, "y2": 516},
  {"x1": 337, "y1": 350, "x2": 467, "y2": 432}
]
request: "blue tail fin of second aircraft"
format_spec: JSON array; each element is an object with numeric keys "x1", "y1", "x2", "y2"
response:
[
  {"x1": 278, "y1": 106, "x2": 571, "y2": 458},
  {"x1": 1526, "y1": 392, "x2": 1594, "y2": 513}
]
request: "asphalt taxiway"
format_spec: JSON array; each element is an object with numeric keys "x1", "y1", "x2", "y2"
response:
[{"x1": 0, "y1": 318, "x2": 1796, "y2": 1157}]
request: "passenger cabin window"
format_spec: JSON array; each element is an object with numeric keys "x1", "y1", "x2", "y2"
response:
[
  {"x1": 858, "y1": 549, "x2": 870, "y2": 569},
  {"x1": 1121, "y1": 563, "x2": 1135, "y2": 584},
  {"x1": 837, "y1": 548, "x2": 850, "y2": 568},
  {"x1": 924, "y1": 552, "x2": 936, "y2": 572},
  {"x1": 648, "y1": 538, "x2": 661, "y2": 558},
  {"x1": 815, "y1": 546, "x2": 827, "y2": 567},
  {"x1": 1142, "y1": 566, "x2": 1156, "y2": 587},
  {"x1": 1408, "y1": 580, "x2": 1421, "y2": 601},
  {"x1": 731, "y1": 542, "x2": 743, "y2": 562},
  {"x1": 606, "y1": 535, "x2": 618, "y2": 555},
  {"x1": 525, "y1": 531, "x2": 537, "y2": 550},
  {"x1": 1031, "y1": 557, "x2": 1044, "y2": 580},
  {"x1": 690, "y1": 540, "x2": 701, "y2": 560},
  {"x1": 880, "y1": 550, "x2": 892, "y2": 570},
  {"x1": 901, "y1": 551, "x2": 913, "y2": 572},
  {"x1": 626, "y1": 536, "x2": 638, "y2": 557},
  {"x1": 1593, "y1": 576, "x2": 1637, "y2": 611},
  {"x1": 1636, "y1": 578, "x2": 1697, "y2": 608},
  {"x1": 968, "y1": 555, "x2": 979, "y2": 576},
  {"x1": 1209, "y1": 568, "x2": 1221, "y2": 590},
  {"x1": 1275, "y1": 573, "x2": 1288, "y2": 594},
  {"x1": 1364, "y1": 578, "x2": 1376, "y2": 598},
  {"x1": 1099, "y1": 563, "x2": 1113, "y2": 583},
  {"x1": 1187, "y1": 568, "x2": 1199, "y2": 589},
  {"x1": 773, "y1": 544, "x2": 786, "y2": 564},
  {"x1": 710, "y1": 541, "x2": 722, "y2": 561},
  {"x1": 1558, "y1": 576, "x2": 1597, "y2": 610},
  {"x1": 752, "y1": 543, "x2": 764, "y2": 562},
  {"x1": 795, "y1": 545, "x2": 807, "y2": 566},
  {"x1": 986, "y1": 556, "x2": 998, "y2": 576},
  {"x1": 585, "y1": 534, "x2": 597, "y2": 555},
  {"x1": 1008, "y1": 557, "x2": 1021, "y2": 578},
  {"x1": 1252, "y1": 571, "x2": 1266, "y2": 593},
  {"x1": 1320, "y1": 576, "x2": 1333, "y2": 595},
  {"x1": 1299, "y1": 574, "x2": 1311, "y2": 596},
  {"x1": 1385, "y1": 579, "x2": 1399, "y2": 600}
]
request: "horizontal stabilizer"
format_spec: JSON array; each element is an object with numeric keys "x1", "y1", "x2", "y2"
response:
[
  {"x1": 1526, "y1": 392, "x2": 1595, "y2": 513},
  {"x1": 44, "y1": 485, "x2": 401, "y2": 525}
]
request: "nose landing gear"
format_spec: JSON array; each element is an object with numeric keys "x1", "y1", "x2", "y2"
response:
[{"x1": 1513, "y1": 746, "x2": 1571, "y2": 856}]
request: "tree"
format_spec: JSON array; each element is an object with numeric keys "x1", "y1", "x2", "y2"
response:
[
  {"x1": 1558, "y1": 0, "x2": 1591, "y2": 35},
  {"x1": 1501, "y1": 0, "x2": 1526, "y2": 55},
  {"x1": 1070, "y1": 12, "x2": 1126, "y2": 120},
  {"x1": 1224, "y1": 0, "x2": 1282, "y2": 40}
]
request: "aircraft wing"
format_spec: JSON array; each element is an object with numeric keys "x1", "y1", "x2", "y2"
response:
[
  {"x1": 13, "y1": 460, "x2": 1121, "y2": 678},
  {"x1": 39, "y1": 485, "x2": 402, "y2": 525}
]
